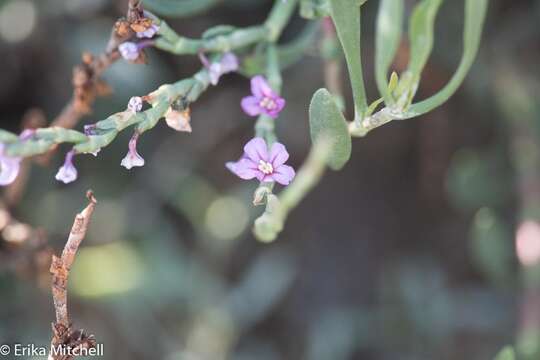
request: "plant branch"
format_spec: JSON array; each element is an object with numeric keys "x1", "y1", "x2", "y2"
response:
[{"x1": 48, "y1": 191, "x2": 97, "y2": 360}]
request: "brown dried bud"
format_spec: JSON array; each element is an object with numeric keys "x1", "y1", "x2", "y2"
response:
[
  {"x1": 130, "y1": 18, "x2": 153, "y2": 34},
  {"x1": 165, "y1": 107, "x2": 192, "y2": 132}
]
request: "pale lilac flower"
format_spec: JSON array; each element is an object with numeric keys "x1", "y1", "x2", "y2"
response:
[
  {"x1": 0, "y1": 129, "x2": 36, "y2": 186},
  {"x1": 84, "y1": 124, "x2": 97, "y2": 136},
  {"x1": 200, "y1": 52, "x2": 239, "y2": 86},
  {"x1": 241, "y1": 76, "x2": 286, "y2": 118},
  {"x1": 55, "y1": 150, "x2": 78, "y2": 184},
  {"x1": 0, "y1": 143, "x2": 21, "y2": 186},
  {"x1": 136, "y1": 24, "x2": 159, "y2": 39},
  {"x1": 121, "y1": 133, "x2": 145, "y2": 170},
  {"x1": 226, "y1": 137, "x2": 295, "y2": 185},
  {"x1": 118, "y1": 41, "x2": 152, "y2": 61},
  {"x1": 119, "y1": 42, "x2": 139, "y2": 61},
  {"x1": 128, "y1": 96, "x2": 143, "y2": 113}
]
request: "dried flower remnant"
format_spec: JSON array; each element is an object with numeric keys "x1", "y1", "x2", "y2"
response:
[
  {"x1": 199, "y1": 52, "x2": 240, "y2": 86},
  {"x1": 121, "y1": 133, "x2": 145, "y2": 170},
  {"x1": 136, "y1": 23, "x2": 159, "y2": 39},
  {"x1": 165, "y1": 107, "x2": 192, "y2": 132},
  {"x1": 55, "y1": 150, "x2": 78, "y2": 184},
  {"x1": 241, "y1": 76, "x2": 286, "y2": 118},
  {"x1": 227, "y1": 137, "x2": 295, "y2": 185}
]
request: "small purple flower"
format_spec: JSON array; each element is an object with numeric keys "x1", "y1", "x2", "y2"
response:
[
  {"x1": 84, "y1": 124, "x2": 97, "y2": 136},
  {"x1": 121, "y1": 133, "x2": 145, "y2": 170},
  {"x1": 128, "y1": 96, "x2": 143, "y2": 113},
  {"x1": 200, "y1": 52, "x2": 239, "y2": 86},
  {"x1": 136, "y1": 24, "x2": 160, "y2": 39},
  {"x1": 241, "y1": 76, "x2": 286, "y2": 119},
  {"x1": 119, "y1": 42, "x2": 139, "y2": 61},
  {"x1": 55, "y1": 150, "x2": 78, "y2": 184},
  {"x1": 0, "y1": 129, "x2": 36, "y2": 186},
  {"x1": 118, "y1": 41, "x2": 152, "y2": 61},
  {"x1": 226, "y1": 137, "x2": 295, "y2": 185},
  {"x1": 0, "y1": 143, "x2": 21, "y2": 186}
]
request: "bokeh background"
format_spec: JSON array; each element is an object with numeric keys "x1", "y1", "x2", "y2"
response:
[{"x1": 1, "y1": 0, "x2": 539, "y2": 359}]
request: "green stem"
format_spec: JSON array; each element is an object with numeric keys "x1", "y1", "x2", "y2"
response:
[
  {"x1": 253, "y1": 138, "x2": 332, "y2": 242},
  {"x1": 3, "y1": 68, "x2": 212, "y2": 157},
  {"x1": 155, "y1": 0, "x2": 298, "y2": 55}
]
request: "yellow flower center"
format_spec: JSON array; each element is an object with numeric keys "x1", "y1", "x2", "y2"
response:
[
  {"x1": 258, "y1": 160, "x2": 274, "y2": 175},
  {"x1": 259, "y1": 97, "x2": 276, "y2": 110}
]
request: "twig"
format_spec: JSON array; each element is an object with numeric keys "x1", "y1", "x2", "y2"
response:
[{"x1": 48, "y1": 191, "x2": 97, "y2": 360}]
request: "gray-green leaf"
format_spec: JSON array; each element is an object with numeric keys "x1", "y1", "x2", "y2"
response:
[
  {"x1": 309, "y1": 89, "x2": 352, "y2": 170},
  {"x1": 375, "y1": 0, "x2": 404, "y2": 105},
  {"x1": 329, "y1": 0, "x2": 368, "y2": 118},
  {"x1": 405, "y1": 0, "x2": 488, "y2": 118},
  {"x1": 407, "y1": 0, "x2": 442, "y2": 80}
]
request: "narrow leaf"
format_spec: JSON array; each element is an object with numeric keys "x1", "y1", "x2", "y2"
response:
[
  {"x1": 375, "y1": 0, "x2": 404, "y2": 104},
  {"x1": 309, "y1": 89, "x2": 352, "y2": 170},
  {"x1": 405, "y1": 0, "x2": 488, "y2": 118},
  {"x1": 329, "y1": 0, "x2": 368, "y2": 118},
  {"x1": 407, "y1": 0, "x2": 443, "y2": 79}
]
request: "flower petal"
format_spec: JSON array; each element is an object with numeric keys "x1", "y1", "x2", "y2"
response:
[
  {"x1": 221, "y1": 52, "x2": 239, "y2": 73},
  {"x1": 272, "y1": 164, "x2": 295, "y2": 185},
  {"x1": 269, "y1": 142, "x2": 289, "y2": 168},
  {"x1": 243, "y1": 137, "x2": 268, "y2": 162},
  {"x1": 121, "y1": 152, "x2": 145, "y2": 170},
  {"x1": 0, "y1": 157, "x2": 21, "y2": 186},
  {"x1": 226, "y1": 158, "x2": 260, "y2": 180},
  {"x1": 55, "y1": 163, "x2": 78, "y2": 184},
  {"x1": 241, "y1": 96, "x2": 262, "y2": 117},
  {"x1": 251, "y1": 75, "x2": 274, "y2": 98}
]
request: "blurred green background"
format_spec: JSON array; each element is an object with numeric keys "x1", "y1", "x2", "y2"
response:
[{"x1": 1, "y1": 0, "x2": 539, "y2": 359}]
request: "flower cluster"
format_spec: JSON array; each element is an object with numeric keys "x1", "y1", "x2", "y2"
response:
[
  {"x1": 227, "y1": 75, "x2": 294, "y2": 187},
  {"x1": 0, "y1": 60, "x2": 294, "y2": 191}
]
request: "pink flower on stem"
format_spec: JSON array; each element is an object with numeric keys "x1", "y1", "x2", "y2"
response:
[
  {"x1": 241, "y1": 76, "x2": 285, "y2": 118},
  {"x1": 199, "y1": 52, "x2": 239, "y2": 86},
  {"x1": 55, "y1": 150, "x2": 78, "y2": 184},
  {"x1": 226, "y1": 137, "x2": 295, "y2": 185},
  {"x1": 121, "y1": 132, "x2": 145, "y2": 170}
]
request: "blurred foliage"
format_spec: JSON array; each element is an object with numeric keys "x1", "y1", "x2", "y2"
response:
[{"x1": 0, "y1": 0, "x2": 539, "y2": 359}]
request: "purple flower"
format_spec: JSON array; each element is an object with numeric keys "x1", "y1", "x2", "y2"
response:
[
  {"x1": 226, "y1": 137, "x2": 295, "y2": 185},
  {"x1": 55, "y1": 150, "x2": 78, "y2": 184},
  {"x1": 0, "y1": 143, "x2": 21, "y2": 186},
  {"x1": 200, "y1": 52, "x2": 239, "y2": 86},
  {"x1": 119, "y1": 42, "x2": 139, "y2": 61},
  {"x1": 128, "y1": 96, "x2": 143, "y2": 113},
  {"x1": 0, "y1": 129, "x2": 36, "y2": 186},
  {"x1": 241, "y1": 76, "x2": 286, "y2": 118},
  {"x1": 121, "y1": 133, "x2": 145, "y2": 170},
  {"x1": 136, "y1": 24, "x2": 159, "y2": 39},
  {"x1": 118, "y1": 41, "x2": 152, "y2": 61}
]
